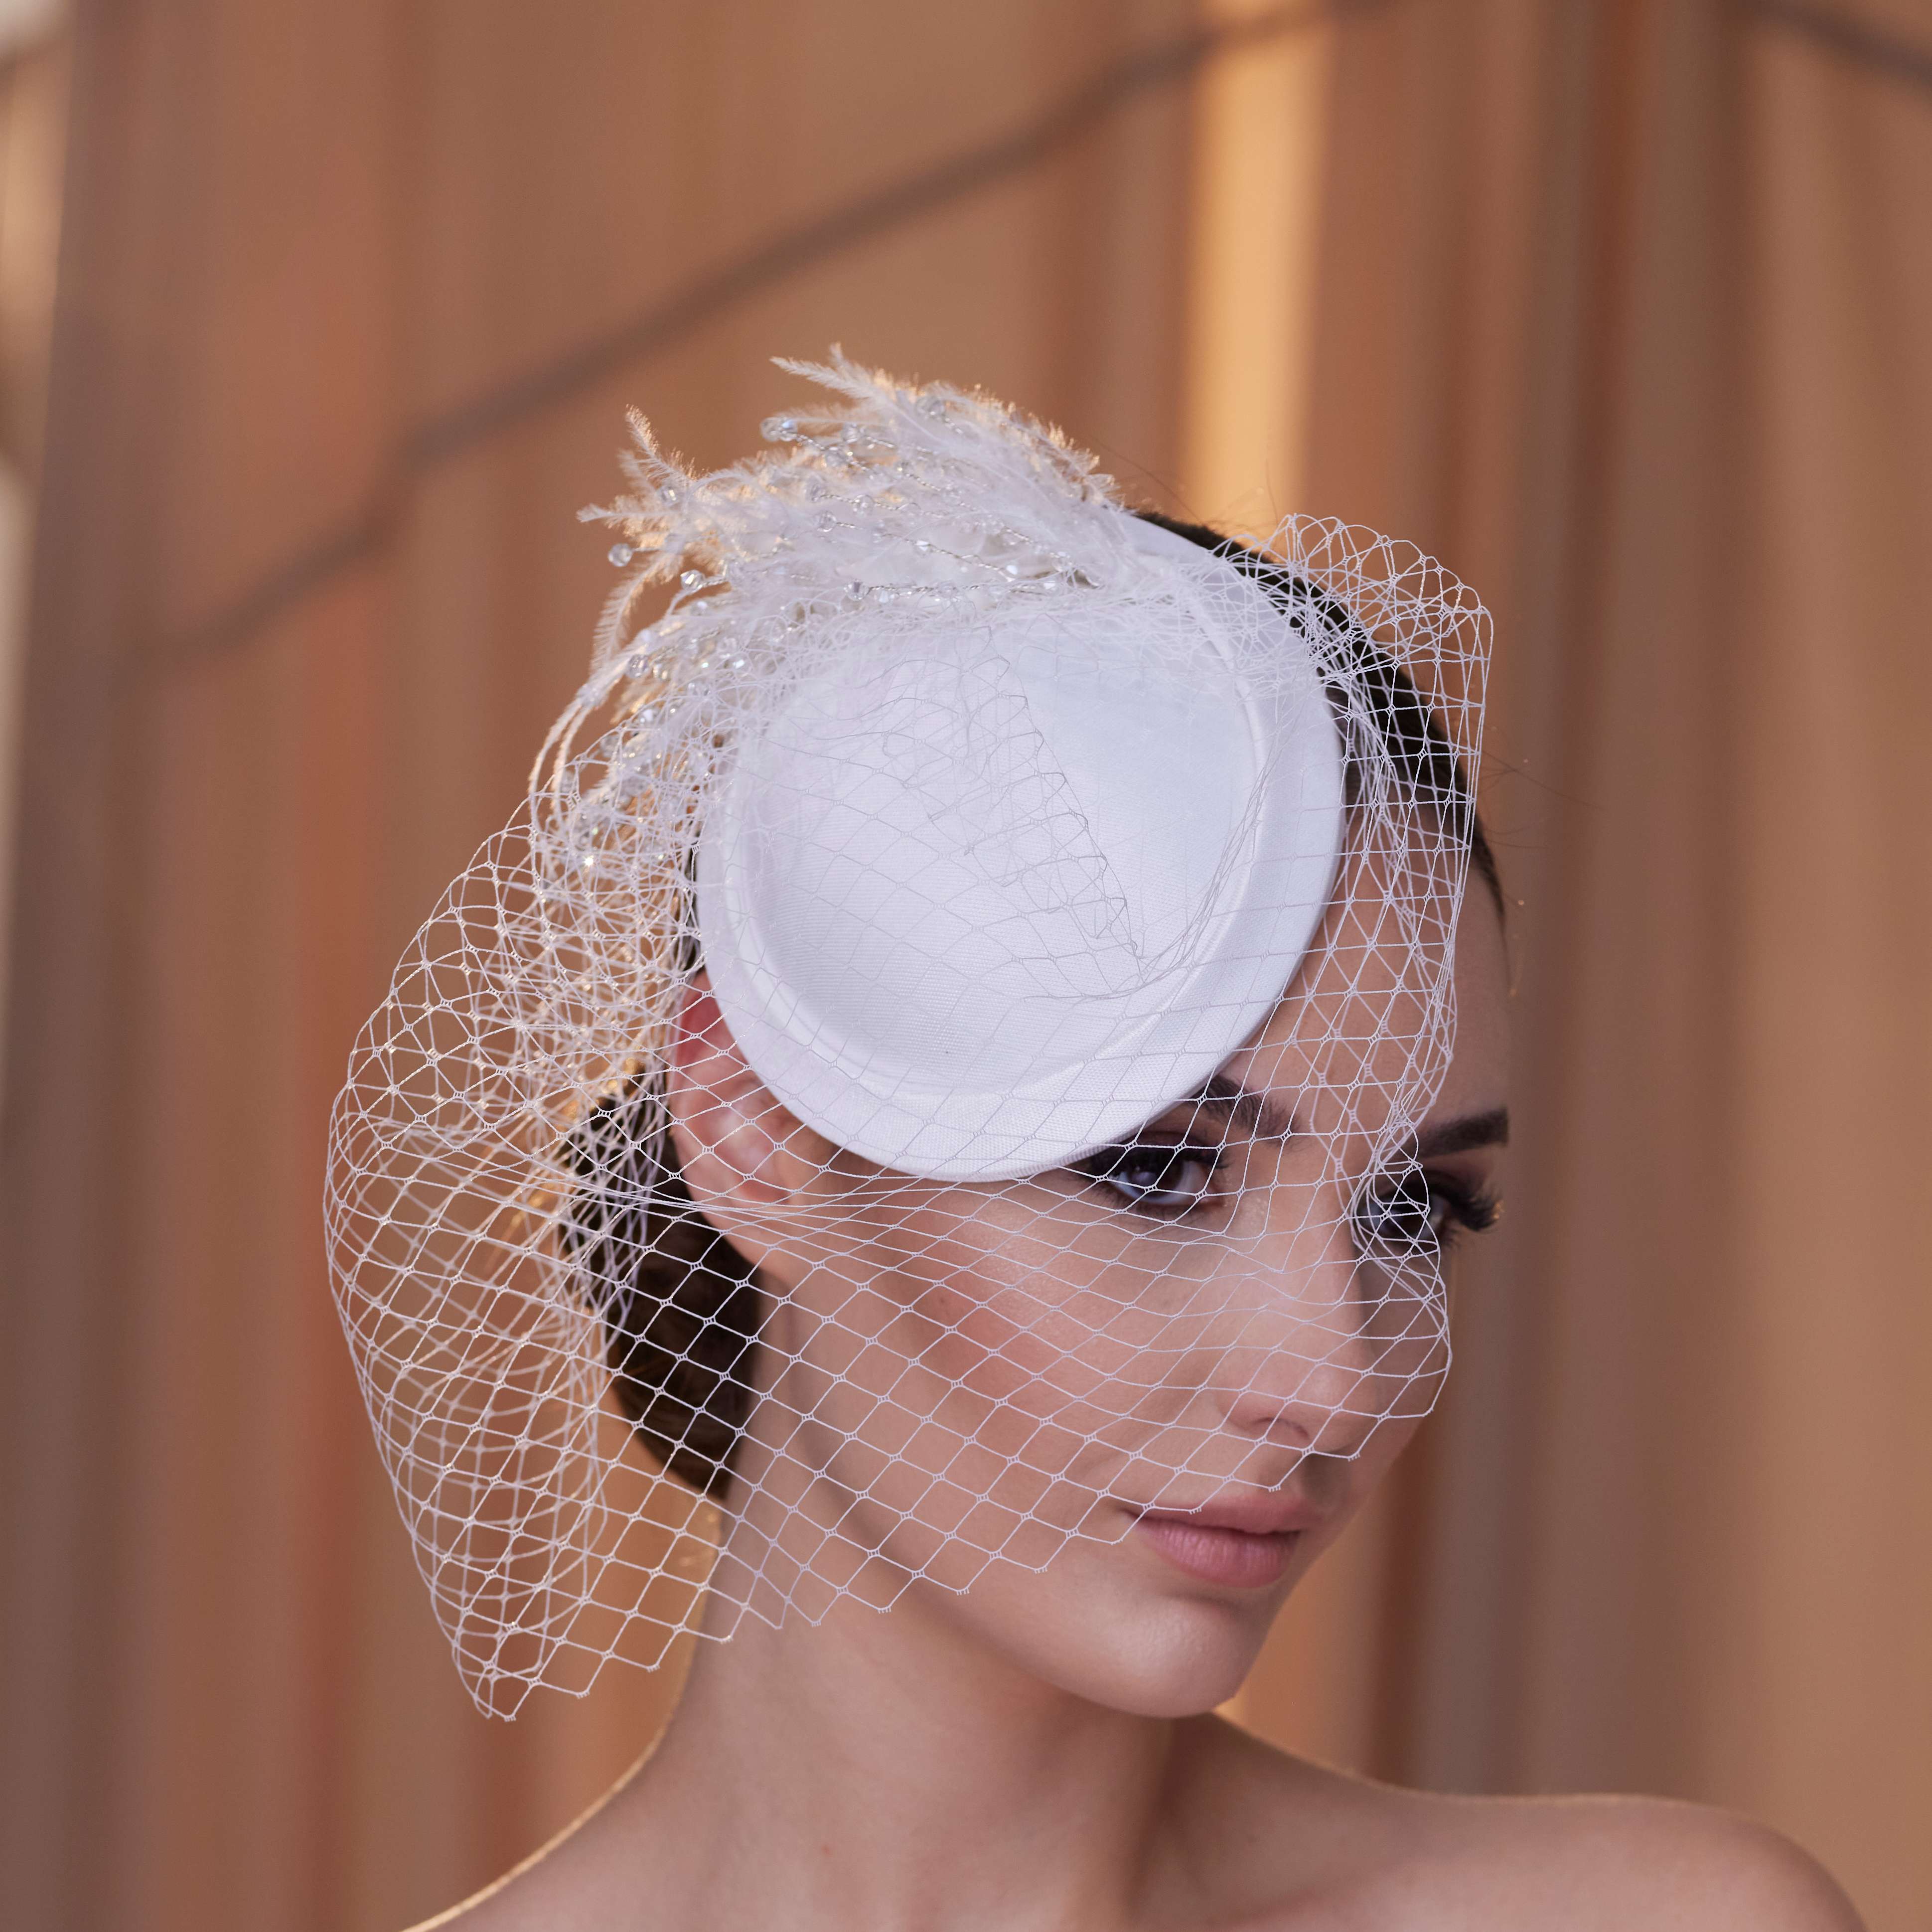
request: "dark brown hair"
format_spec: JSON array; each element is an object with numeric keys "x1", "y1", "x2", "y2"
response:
[
  {"x1": 562, "y1": 514, "x2": 1501, "y2": 1497},
  {"x1": 561, "y1": 1079, "x2": 761, "y2": 1497}
]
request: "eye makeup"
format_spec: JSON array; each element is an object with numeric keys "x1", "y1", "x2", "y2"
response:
[
  {"x1": 1351, "y1": 1165, "x2": 1500, "y2": 1256},
  {"x1": 1073, "y1": 1094, "x2": 1506, "y2": 1242},
  {"x1": 1074, "y1": 1138, "x2": 1227, "y2": 1215}
]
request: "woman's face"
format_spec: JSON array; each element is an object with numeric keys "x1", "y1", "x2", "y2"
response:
[{"x1": 671, "y1": 849, "x2": 1510, "y2": 1717}]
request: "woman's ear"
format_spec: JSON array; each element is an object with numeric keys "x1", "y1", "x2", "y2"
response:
[{"x1": 666, "y1": 976, "x2": 827, "y2": 1220}]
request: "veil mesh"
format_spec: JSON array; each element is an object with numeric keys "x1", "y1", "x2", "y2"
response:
[{"x1": 325, "y1": 358, "x2": 1491, "y2": 1715}]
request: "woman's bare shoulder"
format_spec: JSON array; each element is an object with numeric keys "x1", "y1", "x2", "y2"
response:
[
  {"x1": 1393, "y1": 1789, "x2": 1863, "y2": 1932},
  {"x1": 1178, "y1": 1718, "x2": 1863, "y2": 1932}
]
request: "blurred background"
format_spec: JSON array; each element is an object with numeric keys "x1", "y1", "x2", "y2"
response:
[{"x1": 1, "y1": 1, "x2": 1928, "y2": 1927}]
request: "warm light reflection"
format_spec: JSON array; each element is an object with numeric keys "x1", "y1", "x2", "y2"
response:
[
  {"x1": 1181, "y1": 0, "x2": 1334, "y2": 542},
  {"x1": 1181, "y1": 11, "x2": 1419, "y2": 1772}
]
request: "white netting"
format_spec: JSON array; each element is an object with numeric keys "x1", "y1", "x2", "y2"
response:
[{"x1": 325, "y1": 358, "x2": 1491, "y2": 1715}]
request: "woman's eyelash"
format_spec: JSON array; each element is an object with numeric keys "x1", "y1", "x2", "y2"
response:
[
  {"x1": 1071, "y1": 1141, "x2": 1502, "y2": 1247},
  {"x1": 1074, "y1": 1140, "x2": 1225, "y2": 1216},
  {"x1": 1431, "y1": 1175, "x2": 1500, "y2": 1242},
  {"x1": 1353, "y1": 1167, "x2": 1501, "y2": 1255}
]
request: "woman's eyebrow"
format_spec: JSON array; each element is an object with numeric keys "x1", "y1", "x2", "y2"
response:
[
  {"x1": 1187, "y1": 1073, "x2": 1297, "y2": 1145},
  {"x1": 1414, "y1": 1107, "x2": 1510, "y2": 1158},
  {"x1": 1170, "y1": 1088, "x2": 1509, "y2": 1157}
]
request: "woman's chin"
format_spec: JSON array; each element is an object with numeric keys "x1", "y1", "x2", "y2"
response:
[
  {"x1": 1053, "y1": 1601, "x2": 1274, "y2": 1716},
  {"x1": 918, "y1": 1556, "x2": 1281, "y2": 1718}
]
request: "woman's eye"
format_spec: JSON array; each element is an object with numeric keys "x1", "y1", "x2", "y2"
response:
[
  {"x1": 1353, "y1": 1166, "x2": 1498, "y2": 1256},
  {"x1": 1077, "y1": 1142, "x2": 1221, "y2": 1215},
  {"x1": 1355, "y1": 1169, "x2": 1439, "y2": 1252}
]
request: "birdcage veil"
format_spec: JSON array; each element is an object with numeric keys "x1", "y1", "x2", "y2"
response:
[{"x1": 325, "y1": 356, "x2": 1490, "y2": 1716}]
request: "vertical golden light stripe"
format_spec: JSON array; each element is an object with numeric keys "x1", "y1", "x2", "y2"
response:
[
  {"x1": 1181, "y1": 1, "x2": 1335, "y2": 539},
  {"x1": 1185, "y1": 2, "x2": 1347, "y2": 1734}
]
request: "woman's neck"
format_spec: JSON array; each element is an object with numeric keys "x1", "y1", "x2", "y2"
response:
[{"x1": 593, "y1": 1585, "x2": 1195, "y2": 1932}]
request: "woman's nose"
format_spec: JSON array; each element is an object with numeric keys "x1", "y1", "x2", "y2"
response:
[
  {"x1": 1210, "y1": 1205, "x2": 1448, "y2": 1460},
  {"x1": 1220, "y1": 1347, "x2": 1389, "y2": 1460}
]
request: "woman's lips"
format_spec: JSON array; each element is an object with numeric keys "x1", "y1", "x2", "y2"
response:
[
  {"x1": 1130, "y1": 1497, "x2": 1321, "y2": 1590},
  {"x1": 1134, "y1": 1516, "x2": 1300, "y2": 1588}
]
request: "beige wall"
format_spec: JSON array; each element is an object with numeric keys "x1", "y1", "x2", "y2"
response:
[{"x1": 2, "y1": 4, "x2": 1928, "y2": 1929}]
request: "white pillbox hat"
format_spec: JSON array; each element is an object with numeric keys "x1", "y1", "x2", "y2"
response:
[{"x1": 698, "y1": 514, "x2": 1344, "y2": 1180}]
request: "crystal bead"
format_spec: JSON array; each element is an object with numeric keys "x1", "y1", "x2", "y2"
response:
[{"x1": 608, "y1": 543, "x2": 634, "y2": 567}]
